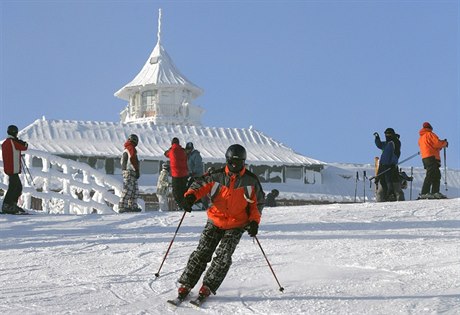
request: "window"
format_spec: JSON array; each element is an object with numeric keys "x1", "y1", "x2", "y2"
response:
[
  {"x1": 142, "y1": 90, "x2": 157, "y2": 106},
  {"x1": 285, "y1": 166, "x2": 302, "y2": 180}
]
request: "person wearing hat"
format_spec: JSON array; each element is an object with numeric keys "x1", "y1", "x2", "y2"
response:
[
  {"x1": 156, "y1": 163, "x2": 171, "y2": 211},
  {"x1": 1, "y1": 125, "x2": 28, "y2": 214},
  {"x1": 373, "y1": 128, "x2": 404, "y2": 202},
  {"x1": 185, "y1": 142, "x2": 204, "y2": 181},
  {"x1": 185, "y1": 142, "x2": 208, "y2": 209},
  {"x1": 418, "y1": 122, "x2": 448, "y2": 199},
  {"x1": 119, "y1": 134, "x2": 141, "y2": 213},
  {"x1": 164, "y1": 137, "x2": 188, "y2": 209}
]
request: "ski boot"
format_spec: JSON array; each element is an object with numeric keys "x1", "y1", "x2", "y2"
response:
[{"x1": 190, "y1": 285, "x2": 211, "y2": 306}]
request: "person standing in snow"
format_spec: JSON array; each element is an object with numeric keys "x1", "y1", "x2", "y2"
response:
[
  {"x1": 173, "y1": 144, "x2": 265, "y2": 302},
  {"x1": 185, "y1": 142, "x2": 204, "y2": 183},
  {"x1": 164, "y1": 137, "x2": 188, "y2": 209},
  {"x1": 1, "y1": 125, "x2": 28, "y2": 214},
  {"x1": 119, "y1": 134, "x2": 141, "y2": 213},
  {"x1": 265, "y1": 189, "x2": 279, "y2": 207},
  {"x1": 374, "y1": 128, "x2": 404, "y2": 202},
  {"x1": 418, "y1": 122, "x2": 448, "y2": 199},
  {"x1": 156, "y1": 163, "x2": 170, "y2": 211},
  {"x1": 185, "y1": 142, "x2": 207, "y2": 209}
]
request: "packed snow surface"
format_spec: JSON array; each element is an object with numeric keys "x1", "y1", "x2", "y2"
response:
[{"x1": 1, "y1": 199, "x2": 459, "y2": 314}]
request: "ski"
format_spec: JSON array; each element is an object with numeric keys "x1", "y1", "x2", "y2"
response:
[
  {"x1": 167, "y1": 296, "x2": 186, "y2": 306},
  {"x1": 0, "y1": 211, "x2": 33, "y2": 215},
  {"x1": 189, "y1": 296, "x2": 207, "y2": 307}
]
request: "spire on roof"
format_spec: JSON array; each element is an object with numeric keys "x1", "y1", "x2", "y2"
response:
[
  {"x1": 157, "y1": 8, "x2": 162, "y2": 45},
  {"x1": 114, "y1": 8, "x2": 204, "y2": 125}
]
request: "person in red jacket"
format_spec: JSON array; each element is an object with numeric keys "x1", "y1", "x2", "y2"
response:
[
  {"x1": 1, "y1": 125, "x2": 28, "y2": 214},
  {"x1": 418, "y1": 122, "x2": 448, "y2": 199},
  {"x1": 173, "y1": 144, "x2": 265, "y2": 303},
  {"x1": 118, "y1": 134, "x2": 141, "y2": 213},
  {"x1": 164, "y1": 138, "x2": 188, "y2": 209}
]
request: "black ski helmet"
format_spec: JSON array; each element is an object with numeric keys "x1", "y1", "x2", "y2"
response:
[
  {"x1": 7, "y1": 125, "x2": 18, "y2": 137},
  {"x1": 225, "y1": 144, "x2": 246, "y2": 173},
  {"x1": 128, "y1": 134, "x2": 139, "y2": 145},
  {"x1": 185, "y1": 142, "x2": 194, "y2": 151}
]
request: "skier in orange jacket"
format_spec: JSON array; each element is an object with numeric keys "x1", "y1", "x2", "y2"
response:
[
  {"x1": 418, "y1": 122, "x2": 448, "y2": 199},
  {"x1": 174, "y1": 144, "x2": 265, "y2": 303}
]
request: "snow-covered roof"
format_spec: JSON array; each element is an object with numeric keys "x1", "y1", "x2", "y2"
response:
[
  {"x1": 114, "y1": 10, "x2": 202, "y2": 101},
  {"x1": 20, "y1": 119, "x2": 323, "y2": 166},
  {"x1": 114, "y1": 42, "x2": 203, "y2": 101}
]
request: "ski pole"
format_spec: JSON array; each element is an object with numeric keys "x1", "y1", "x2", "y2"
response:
[
  {"x1": 409, "y1": 166, "x2": 413, "y2": 200},
  {"x1": 363, "y1": 170, "x2": 366, "y2": 203},
  {"x1": 154, "y1": 210, "x2": 187, "y2": 278},
  {"x1": 353, "y1": 171, "x2": 358, "y2": 203},
  {"x1": 443, "y1": 147, "x2": 448, "y2": 191},
  {"x1": 254, "y1": 235, "x2": 285, "y2": 292},
  {"x1": 369, "y1": 151, "x2": 420, "y2": 181},
  {"x1": 21, "y1": 155, "x2": 35, "y2": 188}
]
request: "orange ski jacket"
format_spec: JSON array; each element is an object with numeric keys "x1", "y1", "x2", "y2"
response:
[
  {"x1": 418, "y1": 128, "x2": 447, "y2": 160},
  {"x1": 185, "y1": 166, "x2": 264, "y2": 230}
]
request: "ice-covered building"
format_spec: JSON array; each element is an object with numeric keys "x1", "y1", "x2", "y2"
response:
[{"x1": 19, "y1": 9, "x2": 324, "y2": 190}]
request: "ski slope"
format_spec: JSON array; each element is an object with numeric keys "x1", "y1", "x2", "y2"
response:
[{"x1": 1, "y1": 198, "x2": 459, "y2": 314}]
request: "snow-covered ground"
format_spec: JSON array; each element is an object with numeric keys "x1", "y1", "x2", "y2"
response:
[{"x1": 1, "y1": 198, "x2": 459, "y2": 314}]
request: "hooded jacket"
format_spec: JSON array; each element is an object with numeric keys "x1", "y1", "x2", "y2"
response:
[
  {"x1": 2, "y1": 136, "x2": 28, "y2": 175},
  {"x1": 418, "y1": 128, "x2": 447, "y2": 160},
  {"x1": 121, "y1": 140, "x2": 139, "y2": 171},
  {"x1": 185, "y1": 166, "x2": 264, "y2": 230}
]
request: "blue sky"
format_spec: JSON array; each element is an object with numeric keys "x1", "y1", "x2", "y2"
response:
[{"x1": 1, "y1": 0, "x2": 458, "y2": 169}]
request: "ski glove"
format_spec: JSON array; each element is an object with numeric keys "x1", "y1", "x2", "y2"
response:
[
  {"x1": 183, "y1": 194, "x2": 196, "y2": 212},
  {"x1": 444, "y1": 139, "x2": 449, "y2": 148},
  {"x1": 373, "y1": 132, "x2": 379, "y2": 138},
  {"x1": 247, "y1": 221, "x2": 259, "y2": 237},
  {"x1": 135, "y1": 169, "x2": 140, "y2": 179}
]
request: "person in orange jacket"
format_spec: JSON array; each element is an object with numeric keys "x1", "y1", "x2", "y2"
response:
[
  {"x1": 418, "y1": 122, "x2": 448, "y2": 199},
  {"x1": 174, "y1": 144, "x2": 265, "y2": 303},
  {"x1": 1, "y1": 125, "x2": 28, "y2": 214}
]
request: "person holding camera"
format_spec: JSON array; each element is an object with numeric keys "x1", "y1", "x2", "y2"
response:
[
  {"x1": 418, "y1": 122, "x2": 448, "y2": 199},
  {"x1": 173, "y1": 144, "x2": 265, "y2": 303},
  {"x1": 1, "y1": 125, "x2": 28, "y2": 214},
  {"x1": 118, "y1": 134, "x2": 141, "y2": 213}
]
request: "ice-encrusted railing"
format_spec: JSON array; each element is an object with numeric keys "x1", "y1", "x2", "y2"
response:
[{"x1": 0, "y1": 148, "x2": 134, "y2": 214}]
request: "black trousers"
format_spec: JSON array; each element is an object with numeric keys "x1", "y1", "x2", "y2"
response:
[
  {"x1": 171, "y1": 176, "x2": 188, "y2": 209},
  {"x1": 421, "y1": 157, "x2": 441, "y2": 194},
  {"x1": 4, "y1": 174, "x2": 23, "y2": 205}
]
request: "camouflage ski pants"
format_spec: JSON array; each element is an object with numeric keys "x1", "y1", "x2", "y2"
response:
[
  {"x1": 119, "y1": 170, "x2": 139, "y2": 210},
  {"x1": 179, "y1": 221, "x2": 244, "y2": 294}
]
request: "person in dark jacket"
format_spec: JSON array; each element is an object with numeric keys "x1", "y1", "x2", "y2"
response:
[
  {"x1": 418, "y1": 122, "x2": 448, "y2": 199},
  {"x1": 119, "y1": 134, "x2": 141, "y2": 213},
  {"x1": 164, "y1": 137, "x2": 188, "y2": 209},
  {"x1": 174, "y1": 144, "x2": 265, "y2": 302},
  {"x1": 265, "y1": 189, "x2": 279, "y2": 207},
  {"x1": 1, "y1": 125, "x2": 28, "y2": 214},
  {"x1": 185, "y1": 142, "x2": 207, "y2": 209},
  {"x1": 374, "y1": 128, "x2": 404, "y2": 202}
]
